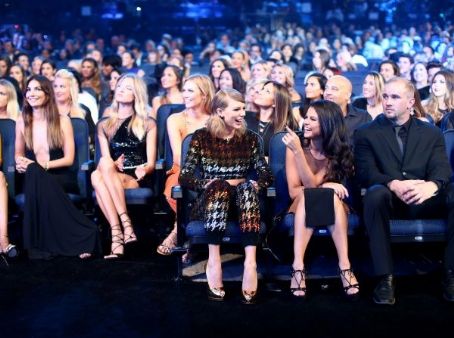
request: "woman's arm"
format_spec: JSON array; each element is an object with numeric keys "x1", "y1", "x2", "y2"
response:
[
  {"x1": 135, "y1": 119, "x2": 157, "y2": 180},
  {"x1": 179, "y1": 131, "x2": 208, "y2": 191},
  {"x1": 167, "y1": 113, "x2": 183, "y2": 167},
  {"x1": 151, "y1": 96, "x2": 161, "y2": 120},
  {"x1": 14, "y1": 117, "x2": 25, "y2": 160}
]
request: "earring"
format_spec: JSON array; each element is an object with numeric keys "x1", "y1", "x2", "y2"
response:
[{"x1": 219, "y1": 115, "x2": 224, "y2": 120}]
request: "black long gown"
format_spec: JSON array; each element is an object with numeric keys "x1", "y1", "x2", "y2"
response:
[{"x1": 22, "y1": 148, "x2": 99, "y2": 259}]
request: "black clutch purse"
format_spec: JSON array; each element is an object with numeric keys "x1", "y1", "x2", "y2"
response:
[{"x1": 304, "y1": 188, "x2": 335, "y2": 228}]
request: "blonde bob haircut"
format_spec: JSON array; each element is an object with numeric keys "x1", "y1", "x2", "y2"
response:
[
  {"x1": 183, "y1": 74, "x2": 215, "y2": 114},
  {"x1": 54, "y1": 69, "x2": 85, "y2": 119},
  {"x1": 0, "y1": 79, "x2": 20, "y2": 120},
  {"x1": 105, "y1": 73, "x2": 151, "y2": 141},
  {"x1": 207, "y1": 88, "x2": 246, "y2": 139},
  {"x1": 272, "y1": 64, "x2": 295, "y2": 89}
]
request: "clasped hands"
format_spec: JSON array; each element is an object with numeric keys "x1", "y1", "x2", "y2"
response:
[
  {"x1": 388, "y1": 179, "x2": 438, "y2": 205},
  {"x1": 15, "y1": 156, "x2": 35, "y2": 173}
]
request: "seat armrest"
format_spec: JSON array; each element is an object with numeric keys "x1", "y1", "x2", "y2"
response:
[
  {"x1": 156, "y1": 159, "x2": 165, "y2": 170},
  {"x1": 171, "y1": 185, "x2": 183, "y2": 199},
  {"x1": 267, "y1": 186, "x2": 276, "y2": 198},
  {"x1": 81, "y1": 160, "x2": 95, "y2": 171},
  {"x1": 7, "y1": 165, "x2": 15, "y2": 173}
]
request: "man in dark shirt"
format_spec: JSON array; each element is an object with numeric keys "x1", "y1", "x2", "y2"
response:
[
  {"x1": 324, "y1": 75, "x2": 371, "y2": 141},
  {"x1": 354, "y1": 77, "x2": 454, "y2": 305}
]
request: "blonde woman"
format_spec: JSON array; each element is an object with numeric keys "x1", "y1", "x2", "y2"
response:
[
  {"x1": 0, "y1": 79, "x2": 20, "y2": 120},
  {"x1": 251, "y1": 60, "x2": 271, "y2": 81},
  {"x1": 423, "y1": 70, "x2": 454, "y2": 126},
  {"x1": 179, "y1": 89, "x2": 273, "y2": 302},
  {"x1": 157, "y1": 74, "x2": 215, "y2": 256},
  {"x1": 91, "y1": 73, "x2": 157, "y2": 259},
  {"x1": 353, "y1": 71, "x2": 385, "y2": 120},
  {"x1": 231, "y1": 50, "x2": 251, "y2": 82},
  {"x1": 270, "y1": 64, "x2": 302, "y2": 126},
  {"x1": 53, "y1": 69, "x2": 86, "y2": 119},
  {"x1": 245, "y1": 78, "x2": 268, "y2": 113}
]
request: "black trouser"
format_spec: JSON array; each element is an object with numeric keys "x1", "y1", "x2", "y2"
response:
[{"x1": 363, "y1": 183, "x2": 454, "y2": 275}]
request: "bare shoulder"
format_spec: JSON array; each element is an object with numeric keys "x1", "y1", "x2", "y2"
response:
[{"x1": 167, "y1": 110, "x2": 185, "y2": 126}]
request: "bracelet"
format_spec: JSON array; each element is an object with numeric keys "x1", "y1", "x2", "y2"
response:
[{"x1": 45, "y1": 161, "x2": 49, "y2": 171}]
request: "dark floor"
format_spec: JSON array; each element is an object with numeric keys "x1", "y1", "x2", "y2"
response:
[{"x1": 1, "y1": 211, "x2": 454, "y2": 338}]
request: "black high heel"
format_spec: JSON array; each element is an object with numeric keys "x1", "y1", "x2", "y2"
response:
[
  {"x1": 339, "y1": 267, "x2": 360, "y2": 300},
  {"x1": 119, "y1": 212, "x2": 137, "y2": 245},
  {"x1": 290, "y1": 268, "x2": 307, "y2": 298},
  {"x1": 1, "y1": 236, "x2": 18, "y2": 258},
  {"x1": 104, "y1": 224, "x2": 124, "y2": 260},
  {"x1": 241, "y1": 290, "x2": 257, "y2": 305}
]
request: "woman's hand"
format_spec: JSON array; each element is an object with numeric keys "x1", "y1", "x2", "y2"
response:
[
  {"x1": 114, "y1": 154, "x2": 125, "y2": 172},
  {"x1": 15, "y1": 156, "x2": 34, "y2": 173},
  {"x1": 320, "y1": 182, "x2": 349, "y2": 200},
  {"x1": 282, "y1": 126, "x2": 303, "y2": 154},
  {"x1": 135, "y1": 164, "x2": 147, "y2": 181}
]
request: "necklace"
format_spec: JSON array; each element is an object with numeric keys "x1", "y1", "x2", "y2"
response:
[{"x1": 258, "y1": 120, "x2": 271, "y2": 136}]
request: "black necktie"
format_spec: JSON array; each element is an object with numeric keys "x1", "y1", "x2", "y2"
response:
[{"x1": 394, "y1": 125, "x2": 407, "y2": 154}]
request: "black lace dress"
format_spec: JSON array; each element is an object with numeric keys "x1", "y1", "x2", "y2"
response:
[{"x1": 22, "y1": 147, "x2": 99, "y2": 259}]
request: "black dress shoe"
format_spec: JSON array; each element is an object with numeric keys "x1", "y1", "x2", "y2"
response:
[
  {"x1": 443, "y1": 270, "x2": 454, "y2": 302},
  {"x1": 373, "y1": 274, "x2": 395, "y2": 305}
]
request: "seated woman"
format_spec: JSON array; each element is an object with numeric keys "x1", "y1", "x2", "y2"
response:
[
  {"x1": 0, "y1": 137, "x2": 17, "y2": 257},
  {"x1": 0, "y1": 79, "x2": 20, "y2": 120},
  {"x1": 284, "y1": 100, "x2": 359, "y2": 299},
  {"x1": 352, "y1": 71, "x2": 385, "y2": 120},
  {"x1": 208, "y1": 58, "x2": 230, "y2": 91},
  {"x1": 179, "y1": 89, "x2": 273, "y2": 303},
  {"x1": 245, "y1": 80, "x2": 298, "y2": 158},
  {"x1": 423, "y1": 70, "x2": 454, "y2": 128},
  {"x1": 157, "y1": 74, "x2": 215, "y2": 256},
  {"x1": 250, "y1": 60, "x2": 271, "y2": 81},
  {"x1": 270, "y1": 64, "x2": 302, "y2": 126},
  {"x1": 245, "y1": 78, "x2": 268, "y2": 113},
  {"x1": 15, "y1": 75, "x2": 99, "y2": 259},
  {"x1": 151, "y1": 65, "x2": 184, "y2": 119},
  {"x1": 91, "y1": 73, "x2": 157, "y2": 259},
  {"x1": 300, "y1": 72, "x2": 327, "y2": 124},
  {"x1": 39, "y1": 59, "x2": 57, "y2": 82},
  {"x1": 219, "y1": 68, "x2": 246, "y2": 94},
  {"x1": 99, "y1": 67, "x2": 122, "y2": 119}
]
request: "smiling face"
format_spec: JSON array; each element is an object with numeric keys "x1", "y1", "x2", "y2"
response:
[
  {"x1": 211, "y1": 60, "x2": 225, "y2": 79},
  {"x1": 40, "y1": 63, "x2": 55, "y2": 80},
  {"x1": 412, "y1": 63, "x2": 428, "y2": 84},
  {"x1": 26, "y1": 79, "x2": 48, "y2": 108},
  {"x1": 305, "y1": 76, "x2": 323, "y2": 100},
  {"x1": 251, "y1": 63, "x2": 267, "y2": 79},
  {"x1": 270, "y1": 66, "x2": 286, "y2": 85},
  {"x1": 379, "y1": 63, "x2": 395, "y2": 82},
  {"x1": 114, "y1": 77, "x2": 135, "y2": 104},
  {"x1": 254, "y1": 82, "x2": 274, "y2": 108},
  {"x1": 303, "y1": 106, "x2": 321, "y2": 140},
  {"x1": 431, "y1": 74, "x2": 447, "y2": 98},
  {"x1": 161, "y1": 67, "x2": 179, "y2": 89},
  {"x1": 81, "y1": 60, "x2": 95, "y2": 79},
  {"x1": 53, "y1": 77, "x2": 71, "y2": 104},
  {"x1": 231, "y1": 52, "x2": 244, "y2": 69},
  {"x1": 182, "y1": 80, "x2": 203, "y2": 109},
  {"x1": 217, "y1": 96, "x2": 246, "y2": 133},
  {"x1": 219, "y1": 70, "x2": 233, "y2": 90}
]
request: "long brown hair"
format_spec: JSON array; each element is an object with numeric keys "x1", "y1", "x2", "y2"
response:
[
  {"x1": 23, "y1": 75, "x2": 63, "y2": 149},
  {"x1": 265, "y1": 80, "x2": 297, "y2": 131}
]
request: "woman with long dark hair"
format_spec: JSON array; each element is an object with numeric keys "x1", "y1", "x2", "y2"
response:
[
  {"x1": 218, "y1": 68, "x2": 246, "y2": 94},
  {"x1": 284, "y1": 99, "x2": 359, "y2": 299},
  {"x1": 15, "y1": 75, "x2": 99, "y2": 259}
]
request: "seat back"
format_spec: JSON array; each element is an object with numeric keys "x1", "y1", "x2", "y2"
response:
[
  {"x1": 0, "y1": 119, "x2": 16, "y2": 198},
  {"x1": 443, "y1": 129, "x2": 454, "y2": 179},
  {"x1": 156, "y1": 103, "x2": 185, "y2": 163},
  {"x1": 71, "y1": 118, "x2": 90, "y2": 198}
]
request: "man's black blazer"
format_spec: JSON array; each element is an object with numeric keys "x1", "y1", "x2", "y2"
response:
[{"x1": 353, "y1": 114, "x2": 452, "y2": 189}]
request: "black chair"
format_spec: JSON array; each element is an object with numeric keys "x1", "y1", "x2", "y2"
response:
[
  {"x1": 15, "y1": 118, "x2": 92, "y2": 209},
  {"x1": 268, "y1": 131, "x2": 360, "y2": 239},
  {"x1": 0, "y1": 119, "x2": 16, "y2": 199},
  {"x1": 156, "y1": 103, "x2": 185, "y2": 161},
  {"x1": 171, "y1": 131, "x2": 273, "y2": 278}
]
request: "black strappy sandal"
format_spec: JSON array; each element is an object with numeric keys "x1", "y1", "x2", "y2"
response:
[
  {"x1": 104, "y1": 224, "x2": 124, "y2": 260},
  {"x1": 119, "y1": 212, "x2": 137, "y2": 245},
  {"x1": 290, "y1": 269, "x2": 307, "y2": 298},
  {"x1": 339, "y1": 267, "x2": 360, "y2": 300}
]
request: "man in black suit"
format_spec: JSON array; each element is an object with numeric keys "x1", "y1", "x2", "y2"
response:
[{"x1": 354, "y1": 77, "x2": 454, "y2": 305}]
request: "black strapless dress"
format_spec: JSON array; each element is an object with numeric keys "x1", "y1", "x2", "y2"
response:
[{"x1": 22, "y1": 147, "x2": 99, "y2": 259}]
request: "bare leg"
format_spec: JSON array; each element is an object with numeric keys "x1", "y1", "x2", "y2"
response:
[
  {"x1": 291, "y1": 191, "x2": 313, "y2": 296},
  {"x1": 207, "y1": 244, "x2": 223, "y2": 290},
  {"x1": 329, "y1": 194, "x2": 359, "y2": 295},
  {"x1": 242, "y1": 245, "x2": 258, "y2": 293}
]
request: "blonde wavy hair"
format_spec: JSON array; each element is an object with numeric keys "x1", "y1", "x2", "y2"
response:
[
  {"x1": 105, "y1": 73, "x2": 151, "y2": 140},
  {"x1": 424, "y1": 70, "x2": 454, "y2": 123},
  {"x1": 183, "y1": 74, "x2": 215, "y2": 114},
  {"x1": 271, "y1": 64, "x2": 295, "y2": 89},
  {"x1": 0, "y1": 79, "x2": 20, "y2": 120},
  {"x1": 54, "y1": 69, "x2": 85, "y2": 119},
  {"x1": 207, "y1": 88, "x2": 246, "y2": 139},
  {"x1": 251, "y1": 60, "x2": 271, "y2": 79},
  {"x1": 364, "y1": 71, "x2": 385, "y2": 106}
]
